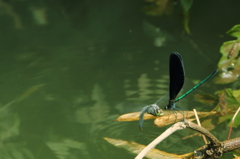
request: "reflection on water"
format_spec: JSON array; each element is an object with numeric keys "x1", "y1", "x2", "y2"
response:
[
  {"x1": 0, "y1": 40, "x2": 171, "y2": 159},
  {"x1": 0, "y1": 44, "x2": 211, "y2": 158},
  {"x1": 1, "y1": 0, "x2": 235, "y2": 158},
  {"x1": 0, "y1": 32, "x2": 221, "y2": 158},
  {"x1": 0, "y1": 34, "x2": 219, "y2": 158}
]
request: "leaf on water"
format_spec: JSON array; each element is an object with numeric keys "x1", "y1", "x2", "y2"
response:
[
  {"x1": 219, "y1": 41, "x2": 240, "y2": 67},
  {"x1": 220, "y1": 41, "x2": 240, "y2": 59},
  {"x1": 216, "y1": 25, "x2": 240, "y2": 84},
  {"x1": 216, "y1": 41, "x2": 240, "y2": 84},
  {"x1": 214, "y1": 70, "x2": 239, "y2": 84},
  {"x1": 227, "y1": 24, "x2": 240, "y2": 39},
  {"x1": 115, "y1": 112, "x2": 156, "y2": 122},
  {"x1": 194, "y1": 93, "x2": 217, "y2": 105},
  {"x1": 104, "y1": 137, "x2": 193, "y2": 159}
]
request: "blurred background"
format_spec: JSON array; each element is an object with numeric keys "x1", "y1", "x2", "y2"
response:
[{"x1": 0, "y1": 0, "x2": 240, "y2": 158}]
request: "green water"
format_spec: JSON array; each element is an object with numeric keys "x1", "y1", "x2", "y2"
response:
[{"x1": 0, "y1": 0, "x2": 239, "y2": 158}]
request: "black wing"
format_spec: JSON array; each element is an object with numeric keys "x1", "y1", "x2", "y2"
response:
[{"x1": 169, "y1": 52, "x2": 185, "y2": 100}]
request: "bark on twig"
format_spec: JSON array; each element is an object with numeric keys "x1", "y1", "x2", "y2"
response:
[{"x1": 136, "y1": 119, "x2": 240, "y2": 159}]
